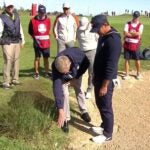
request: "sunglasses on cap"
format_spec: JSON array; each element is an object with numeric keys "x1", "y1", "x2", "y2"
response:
[{"x1": 7, "y1": 5, "x2": 14, "y2": 9}]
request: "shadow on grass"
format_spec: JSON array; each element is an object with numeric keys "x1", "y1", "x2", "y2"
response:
[
  {"x1": 19, "y1": 67, "x2": 45, "y2": 77},
  {"x1": 19, "y1": 68, "x2": 34, "y2": 77},
  {"x1": 0, "y1": 91, "x2": 57, "y2": 138},
  {"x1": 69, "y1": 116, "x2": 98, "y2": 136},
  {"x1": 0, "y1": 90, "x2": 69, "y2": 149},
  {"x1": 10, "y1": 91, "x2": 56, "y2": 114},
  {"x1": 0, "y1": 66, "x2": 53, "y2": 78},
  {"x1": 19, "y1": 67, "x2": 52, "y2": 79},
  {"x1": 69, "y1": 108, "x2": 97, "y2": 136},
  {"x1": 0, "y1": 68, "x2": 35, "y2": 78}
]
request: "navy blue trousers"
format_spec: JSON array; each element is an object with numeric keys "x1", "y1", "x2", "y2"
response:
[{"x1": 94, "y1": 81, "x2": 114, "y2": 138}]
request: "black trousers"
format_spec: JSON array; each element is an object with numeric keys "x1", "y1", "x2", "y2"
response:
[{"x1": 94, "y1": 81, "x2": 114, "y2": 138}]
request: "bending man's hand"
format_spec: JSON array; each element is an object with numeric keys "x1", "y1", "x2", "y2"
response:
[{"x1": 57, "y1": 109, "x2": 66, "y2": 128}]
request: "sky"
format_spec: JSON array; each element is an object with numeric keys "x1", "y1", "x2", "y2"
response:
[{"x1": 1, "y1": 0, "x2": 150, "y2": 16}]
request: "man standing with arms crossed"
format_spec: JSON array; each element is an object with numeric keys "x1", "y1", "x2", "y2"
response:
[{"x1": 123, "y1": 11, "x2": 144, "y2": 80}]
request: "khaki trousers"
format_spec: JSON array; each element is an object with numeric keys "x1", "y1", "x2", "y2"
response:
[
  {"x1": 2, "y1": 43, "x2": 20, "y2": 84},
  {"x1": 57, "y1": 39, "x2": 75, "y2": 53},
  {"x1": 62, "y1": 77, "x2": 87, "y2": 121}
]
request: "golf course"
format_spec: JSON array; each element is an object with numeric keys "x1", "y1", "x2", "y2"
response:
[{"x1": 0, "y1": 13, "x2": 150, "y2": 150}]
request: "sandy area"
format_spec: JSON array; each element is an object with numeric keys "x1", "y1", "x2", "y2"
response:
[{"x1": 66, "y1": 71, "x2": 150, "y2": 150}]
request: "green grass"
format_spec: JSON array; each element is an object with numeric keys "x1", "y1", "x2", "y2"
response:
[
  {"x1": 0, "y1": 14, "x2": 150, "y2": 149},
  {"x1": 0, "y1": 13, "x2": 67, "y2": 148},
  {"x1": 0, "y1": 79, "x2": 67, "y2": 149},
  {"x1": 0, "y1": 136, "x2": 31, "y2": 150}
]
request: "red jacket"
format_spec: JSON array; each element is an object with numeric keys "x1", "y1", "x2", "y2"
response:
[
  {"x1": 29, "y1": 15, "x2": 51, "y2": 49},
  {"x1": 124, "y1": 21, "x2": 141, "y2": 51}
]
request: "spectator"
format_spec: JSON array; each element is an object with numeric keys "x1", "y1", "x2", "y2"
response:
[
  {"x1": 28, "y1": 5, "x2": 51, "y2": 79},
  {"x1": 53, "y1": 2, "x2": 79, "y2": 53},
  {"x1": 77, "y1": 16, "x2": 98, "y2": 99},
  {"x1": 123, "y1": 11, "x2": 144, "y2": 80},
  {"x1": 52, "y1": 47, "x2": 91, "y2": 132},
  {"x1": 90, "y1": 15, "x2": 122, "y2": 144},
  {"x1": 0, "y1": 1, "x2": 25, "y2": 89}
]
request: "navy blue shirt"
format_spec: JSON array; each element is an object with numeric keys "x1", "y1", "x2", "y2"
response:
[
  {"x1": 52, "y1": 47, "x2": 89, "y2": 109},
  {"x1": 93, "y1": 28, "x2": 122, "y2": 84}
]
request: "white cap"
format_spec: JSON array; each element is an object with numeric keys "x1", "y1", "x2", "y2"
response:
[
  {"x1": 78, "y1": 17, "x2": 89, "y2": 30},
  {"x1": 4, "y1": 0, "x2": 14, "y2": 8},
  {"x1": 63, "y1": 2, "x2": 70, "y2": 8}
]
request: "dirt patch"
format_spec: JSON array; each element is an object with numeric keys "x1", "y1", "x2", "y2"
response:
[{"x1": 67, "y1": 71, "x2": 150, "y2": 150}]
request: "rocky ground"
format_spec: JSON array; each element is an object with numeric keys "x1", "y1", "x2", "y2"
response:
[{"x1": 66, "y1": 71, "x2": 150, "y2": 150}]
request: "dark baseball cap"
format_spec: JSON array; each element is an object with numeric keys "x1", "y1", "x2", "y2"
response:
[
  {"x1": 133, "y1": 11, "x2": 140, "y2": 18},
  {"x1": 90, "y1": 14, "x2": 108, "y2": 33},
  {"x1": 38, "y1": 5, "x2": 46, "y2": 14}
]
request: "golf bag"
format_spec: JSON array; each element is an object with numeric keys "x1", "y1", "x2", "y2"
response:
[{"x1": 141, "y1": 48, "x2": 150, "y2": 60}]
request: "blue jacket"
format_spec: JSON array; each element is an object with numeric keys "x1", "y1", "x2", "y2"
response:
[
  {"x1": 93, "y1": 28, "x2": 122, "y2": 85},
  {"x1": 52, "y1": 47, "x2": 89, "y2": 109}
]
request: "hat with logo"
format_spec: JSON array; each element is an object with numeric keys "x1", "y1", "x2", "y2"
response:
[
  {"x1": 4, "y1": 0, "x2": 14, "y2": 8},
  {"x1": 38, "y1": 5, "x2": 46, "y2": 14},
  {"x1": 78, "y1": 17, "x2": 89, "y2": 30},
  {"x1": 90, "y1": 14, "x2": 108, "y2": 33},
  {"x1": 63, "y1": 2, "x2": 70, "y2": 9},
  {"x1": 133, "y1": 11, "x2": 140, "y2": 18}
]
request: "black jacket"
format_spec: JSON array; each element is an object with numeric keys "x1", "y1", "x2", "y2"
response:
[
  {"x1": 93, "y1": 28, "x2": 122, "y2": 85},
  {"x1": 52, "y1": 47, "x2": 89, "y2": 109}
]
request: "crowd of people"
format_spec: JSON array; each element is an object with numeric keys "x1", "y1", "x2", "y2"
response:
[{"x1": 0, "y1": 1, "x2": 144, "y2": 145}]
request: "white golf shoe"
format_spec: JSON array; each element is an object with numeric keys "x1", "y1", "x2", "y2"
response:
[{"x1": 91, "y1": 134, "x2": 112, "y2": 144}]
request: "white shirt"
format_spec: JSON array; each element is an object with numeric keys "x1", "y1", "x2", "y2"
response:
[
  {"x1": 77, "y1": 24, "x2": 99, "y2": 51},
  {"x1": 53, "y1": 13, "x2": 77, "y2": 42}
]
